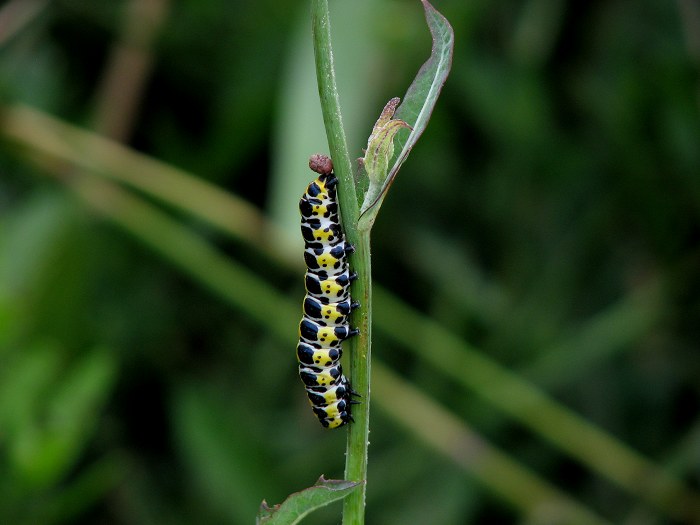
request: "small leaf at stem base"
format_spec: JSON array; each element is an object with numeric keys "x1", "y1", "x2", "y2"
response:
[{"x1": 257, "y1": 476, "x2": 362, "y2": 525}]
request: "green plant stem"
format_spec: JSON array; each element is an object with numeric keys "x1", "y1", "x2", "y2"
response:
[
  {"x1": 311, "y1": 1, "x2": 370, "y2": 524},
  {"x1": 341, "y1": 233, "x2": 371, "y2": 525}
]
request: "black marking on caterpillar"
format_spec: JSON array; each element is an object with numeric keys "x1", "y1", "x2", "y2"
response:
[{"x1": 297, "y1": 154, "x2": 359, "y2": 428}]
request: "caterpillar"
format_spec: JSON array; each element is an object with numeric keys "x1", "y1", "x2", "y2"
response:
[{"x1": 297, "y1": 154, "x2": 359, "y2": 429}]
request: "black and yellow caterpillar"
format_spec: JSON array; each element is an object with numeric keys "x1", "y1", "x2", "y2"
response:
[{"x1": 297, "y1": 154, "x2": 359, "y2": 428}]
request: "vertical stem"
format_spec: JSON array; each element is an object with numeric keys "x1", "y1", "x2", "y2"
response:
[
  {"x1": 341, "y1": 232, "x2": 371, "y2": 525},
  {"x1": 311, "y1": 1, "x2": 371, "y2": 524}
]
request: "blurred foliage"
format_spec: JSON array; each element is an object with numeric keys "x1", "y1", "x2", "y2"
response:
[{"x1": 1, "y1": 0, "x2": 699, "y2": 524}]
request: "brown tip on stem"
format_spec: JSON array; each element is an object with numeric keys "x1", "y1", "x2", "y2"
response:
[
  {"x1": 386, "y1": 97, "x2": 401, "y2": 111},
  {"x1": 309, "y1": 154, "x2": 334, "y2": 175}
]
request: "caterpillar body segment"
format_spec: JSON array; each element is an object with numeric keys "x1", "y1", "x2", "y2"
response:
[
  {"x1": 298, "y1": 317, "x2": 356, "y2": 348},
  {"x1": 297, "y1": 155, "x2": 359, "y2": 429},
  {"x1": 306, "y1": 381, "x2": 353, "y2": 406},
  {"x1": 300, "y1": 218, "x2": 344, "y2": 247},
  {"x1": 304, "y1": 270, "x2": 357, "y2": 303},
  {"x1": 302, "y1": 242, "x2": 353, "y2": 276},
  {"x1": 302, "y1": 294, "x2": 359, "y2": 326},
  {"x1": 298, "y1": 198, "x2": 339, "y2": 224},
  {"x1": 296, "y1": 341, "x2": 342, "y2": 367},
  {"x1": 299, "y1": 364, "x2": 343, "y2": 388}
]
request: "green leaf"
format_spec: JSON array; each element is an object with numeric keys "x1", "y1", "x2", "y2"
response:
[
  {"x1": 358, "y1": 0, "x2": 454, "y2": 227},
  {"x1": 256, "y1": 476, "x2": 361, "y2": 525}
]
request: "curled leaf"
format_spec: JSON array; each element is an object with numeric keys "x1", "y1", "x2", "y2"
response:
[
  {"x1": 358, "y1": 0, "x2": 454, "y2": 229},
  {"x1": 359, "y1": 98, "x2": 411, "y2": 219}
]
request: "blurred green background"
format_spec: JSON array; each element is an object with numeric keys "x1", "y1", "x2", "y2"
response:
[{"x1": 1, "y1": 0, "x2": 699, "y2": 523}]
